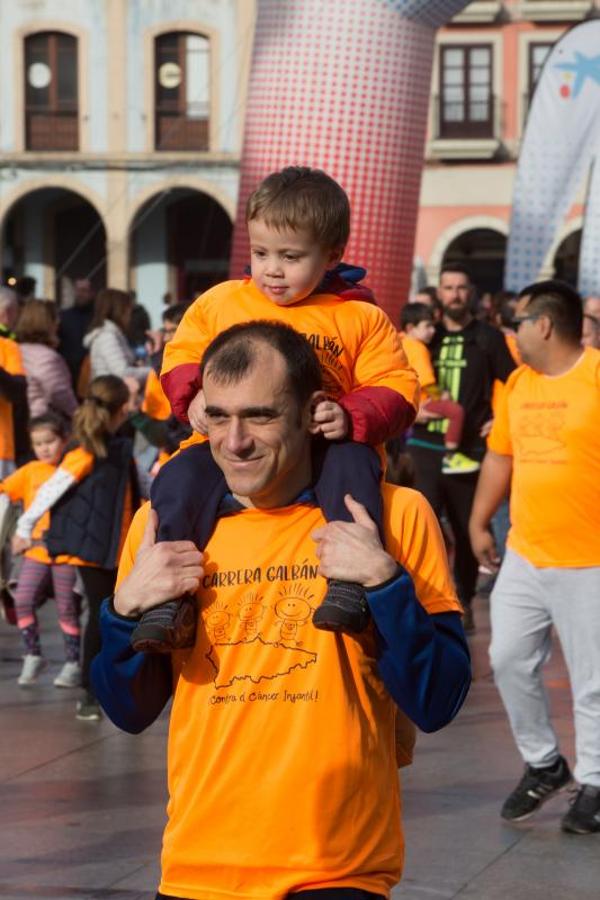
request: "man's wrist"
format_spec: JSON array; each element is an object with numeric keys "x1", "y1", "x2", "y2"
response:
[
  {"x1": 109, "y1": 595, "x2": 142, "y2": 622},
  {"x1": 113, "y1": 587, "x2": 142, "y2": 619},
  {"x1": 361, "y1": 552, "x2": 399, "y2": 588}
]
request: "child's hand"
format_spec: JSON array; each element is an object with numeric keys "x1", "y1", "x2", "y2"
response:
[
  {"x1": 415, "y1": 405, "x2": 441, "y2": 424},
  {"x1": 188, "y1": 390, "x2": 208, "y2": 435},
  {"x1": 11, "y1": 534, "x2": 31, "y2": 555},
  {"x1": 311, "y1": 399, "x2": 349, "y2": 440}
]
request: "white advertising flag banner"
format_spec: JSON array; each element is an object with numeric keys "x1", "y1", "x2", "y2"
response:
[
  {"x1": 579, "y1": 158, "x2": 600, "y2": 295},
  {"x1": 505, "y1": 21, "x2": 600, "y2": 292}
]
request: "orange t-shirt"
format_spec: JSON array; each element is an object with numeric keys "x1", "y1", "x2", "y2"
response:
[
  {"x1": 142, "y1": 368, "x2": 171, "y2": 420},
  {"x1": 492, "y1": 331, "x2": 521, "y2": 414},
  {"x1": 1, "y1": 460, "x2": 56, "y2": 564},
  {"x1": 162, "y1": 278, "x2": 419, "y2": 417},
  {"x1": 400, "y1": 333, "x2": 436, "y2": 392},
  {"x1": 116, "y1": 484, "x2": 460, "y2": 899},
  {"x1": 487, "y1": 347, "x2": 600, "y2": 567},
  {"x1": 0, "y1": 337, "x2": 24, "y2": 462}
]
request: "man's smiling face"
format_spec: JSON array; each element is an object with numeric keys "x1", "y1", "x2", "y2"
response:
[{"x1": 203, "y1": 342, "x2": 314, "y2": 509}]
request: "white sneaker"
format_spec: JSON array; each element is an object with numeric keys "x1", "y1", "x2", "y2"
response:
[
  {"x1": 53, "y1": 661, "x2": 82, "y2": 688},
  {"x1": 18, "y1": 654, "x2": 47, "y2": 686}
]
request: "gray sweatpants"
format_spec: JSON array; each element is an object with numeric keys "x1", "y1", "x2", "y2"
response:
[{"x1": 490, "y1": 549, "x2": 600, "y2": 787}]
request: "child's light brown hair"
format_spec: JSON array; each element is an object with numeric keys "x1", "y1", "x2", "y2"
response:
[
  {"x1": 246, "y1": 166, "x2": 350, "y2": 251},
  {"x1": 72, "y1": 375, "x2": 129, "y2": 458}
]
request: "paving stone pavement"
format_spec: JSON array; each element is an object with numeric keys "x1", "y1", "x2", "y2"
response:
[{"x1": 1, "y1": 594, "x2": 599, "y2": 900}]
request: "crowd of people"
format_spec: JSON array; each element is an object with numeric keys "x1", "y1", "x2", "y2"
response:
[
  {"x1": 0, "y1": 282, "x2": 191, "y2": 715},
  {"x1": 1, "y1": 166, "x2": 599, "y2": 899}
]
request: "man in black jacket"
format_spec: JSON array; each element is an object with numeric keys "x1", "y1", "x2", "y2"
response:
[
  {"x1": 407, "y1": 264, "x2": 516, "y2": 631},
  {"x1": 58, "y1": 278, "x2": 94, "y2": 386}
]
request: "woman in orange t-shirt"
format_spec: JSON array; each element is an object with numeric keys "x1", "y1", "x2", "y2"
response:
[
  {"x1": 1, "y1": 413, "x2": 81, "y2": 688},
  {"x1": 13, "y1": 375, "x2": 140, "y2": 721}
]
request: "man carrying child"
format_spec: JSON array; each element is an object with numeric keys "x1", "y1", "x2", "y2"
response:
[{"x1": 130, "y1": 166, "x2": 421, "y2": 652}]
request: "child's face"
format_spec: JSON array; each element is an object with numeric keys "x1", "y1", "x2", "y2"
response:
[
  {"x1": 408, "y1": 318, "x2": 436, "y2": 345},
  {"x1": 30, "y1": 427, "x2": 65, "y2": 465},
  {"x1": 248, "y1": 218, "x2": 342, "y2": 306}
]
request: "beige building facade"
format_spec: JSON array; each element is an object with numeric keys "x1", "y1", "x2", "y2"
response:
[{"x1": 0, "y1": 0, "x2": 255, "y2": 324}]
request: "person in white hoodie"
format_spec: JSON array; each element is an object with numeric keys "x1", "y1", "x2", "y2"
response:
[{"x1": 83, "y1": 289, "x2": 150, "y2": 386}]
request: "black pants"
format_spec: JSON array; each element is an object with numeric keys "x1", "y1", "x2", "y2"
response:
[
  {"x1": 407, "y1": 444, "x2": 479, "y2": 609},
  {"x1": 151, "y1": 440, "x2": 384, "y2": 547},
  {"x1": 77, "y1": 566, "x2": 117, "y2": 691},
  {"x1": 157, "y1": 890, "x2": 384, "y2": 899}
]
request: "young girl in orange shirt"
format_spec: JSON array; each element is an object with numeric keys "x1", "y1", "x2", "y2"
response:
[
  {"x1": 13, "y1": 375, "x2": 141, "y2": 719},
  {"x1": 0, "y1": 413, "x2": 81, "y2": 687}
]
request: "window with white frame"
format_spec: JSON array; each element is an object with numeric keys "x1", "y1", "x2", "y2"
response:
[
  {"x1": 528, "y1": 42, "x2": 553, "y2": 103},
  {"x1": 438, "y1": 44, "x2": 494, "y2": 139},
  {"x1": 155, "y1": 32, "x2": 210, "y2": 151},
  {"x1": 25, "y1": 32, "x2": 78, "y2": 150}
]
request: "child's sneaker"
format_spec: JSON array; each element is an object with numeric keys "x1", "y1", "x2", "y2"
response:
[
  {"x1": 130, "y1": 595, "x2": 197, "y2": 653},
  {"x1": 312, "y1": 580, "x2": 370, "y2": 634},
  {"x1": 442, "y1": 452, "x2": 480, "y2": 475},
  {"x1": 76, "y1": 692, "x2": 103, "y2": 721},
  {"x1": 18, "y1": 654, "x2": 47, "y2": 686},
  {"x1": 53, "y1": 661, "x2": 82, "y2": 688}
]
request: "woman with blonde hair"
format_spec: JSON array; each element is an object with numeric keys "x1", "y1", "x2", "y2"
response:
[
  {"x1": 83, "y1": 288, "x2": 150, "y2": 384},
  {"x1": 15, "y1": 299, "x2": 77, "y2": 420},
  {"x1": 12, "y1": 375, "x2": 141, "y2": 720}
]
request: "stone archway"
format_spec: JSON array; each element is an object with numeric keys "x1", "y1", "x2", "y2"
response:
[
  {"x1": 128, "y1": 187, "x2": 232, "y2": 324},
  {"x1": 1, "y1": 186, "x2": 106, "y2": 304},
  {"x1": 442, "y1": 228, "x2": 507, "y2": 294}
]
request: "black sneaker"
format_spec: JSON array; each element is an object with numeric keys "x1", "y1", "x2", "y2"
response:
[
  {"x1": 131, "y1": 595, "x2": 197, "y2": 653},
  {"x1": 312, "y1": 580, "x2": 370, "y2": 634},
  {"x1": 561, "y1": 784, "x2": 600, "y2": 834},
  {"x1": 501, "y1": 756, "x2": 572, "y2": 821}
]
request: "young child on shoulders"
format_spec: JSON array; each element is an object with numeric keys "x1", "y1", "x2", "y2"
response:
[
  {"x1": 132, "y1": 166, "x2": 420, "y2": 653},
  {"x1": 0, "y1": 413, "x2": 81, "y2": 687},
  {"x1": 400, "y1": 302, "x2": 479, "y2": 475}
]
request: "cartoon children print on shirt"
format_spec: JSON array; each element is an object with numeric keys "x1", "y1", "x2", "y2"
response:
[
  {"x1": 205, "y1": 603, "x2": 232, "y2": 643},
  {"x1": 237, "y1": 593, "x2": 266, "y2": 641},
  {"x1": 274, "y1": 584, "x2": 314, "y2": 645},
  {"x1": 203, "y1": 583, "x2": 318, "y2": 690}
]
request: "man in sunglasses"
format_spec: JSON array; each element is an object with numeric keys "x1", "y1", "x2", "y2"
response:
[{"x1": 470, "y1": 279, "x2": 600, "y2": 835}]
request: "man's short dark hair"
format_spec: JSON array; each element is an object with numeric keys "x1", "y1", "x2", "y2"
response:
[
  {"x1": 416, "y1": 286, "x2": 438, "y2": 302},
  {"x1": 400, "y1": 302, "x2": 434, "y2": 330},
  {"x1": 439, "y1": 263, "x2": 472, "y2": 282},
  {"x1": 518, "y1": 279, "x2": 583, "y2": 342},
  {"x1": 162, "y1": 302, "x2": 189, "y2": 327},
  {"x1": 200, "y1": 321, "x2": 323, "y2": 410}
]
